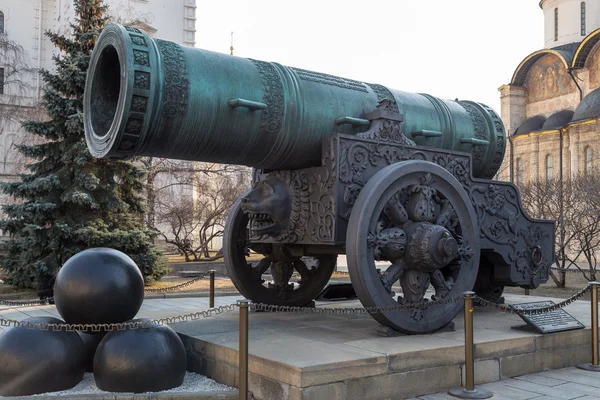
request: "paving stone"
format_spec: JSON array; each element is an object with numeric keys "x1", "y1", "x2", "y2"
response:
[
  {"x1": 536, "y1": 370, "x2": 600, "y2": 389},
  {"x1": 501, "y1": 378, "x2": 589, "y2": 399},
  {"x1": 475, "y1": 382, "x2": 541, "y2": 399},
  {"x1": 416, "y1": 393, "x2": 457, "y2": 400},
  {"x1": 512, "y1": 373, "x2": 568, "y2": 387}
]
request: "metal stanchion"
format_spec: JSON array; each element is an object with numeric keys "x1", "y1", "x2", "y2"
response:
[
  {"x1": 577, "y1": 282, "x2": 600, "y2": 372},
  {"x1": 209, "y1": 270, "x2": 216, "y2": 308},
  {"x1": 238, "y1": 300, "x2": 250, "y2": 400},
  {"x1": 449, "y1": 292, "x2": 493, "y2": 399}
]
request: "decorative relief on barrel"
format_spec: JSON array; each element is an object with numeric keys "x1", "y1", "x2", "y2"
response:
[
  {"x1": 366, "y1": 84, "x2": 399, "y2": 113},
  {"x1": 156, "y1": 39, "x2": 189, "y2": 118},
  {"x1": 133, "y1": 50, "x2": 150, "y2": 66},
  {"x1": 480, "y1": 103, "x2": 506, "y2": 178},
  {"x1": 125, "y1": 118, "x2": 142, "y2": 135},
  {"x1": 124, "y1": 26, "x2": 142, "y2": 34},
  {"x1": 134, "y1": 71, "x2": 150, "y2": 90},
  {"x1": 250, "y1": 60, "x2": 284, "y2": 136},
  {"x1": 131, "y1": 96, "x2": 148, "y2": 113},
  {"x1": 459, "y1": 101, "x2": 488, "y2": 171},
  {"x1": 129, "y1": 35, "x2": 147, "y2": 47},
  {"x1": 292, "y1": 67, "x2": 368, "y2": 93}
]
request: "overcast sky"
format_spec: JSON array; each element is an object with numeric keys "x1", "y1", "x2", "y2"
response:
[{"x1": 195, "y1": 0, "x2": 544, "y2": 114}]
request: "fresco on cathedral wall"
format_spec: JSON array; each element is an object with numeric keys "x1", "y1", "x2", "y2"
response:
[
  {"x1": 587, "y1": 45, "x2": 600, "y2": 89},
  {"x1": 524, "y1": 54, "x2": 575, "y2": 103}
]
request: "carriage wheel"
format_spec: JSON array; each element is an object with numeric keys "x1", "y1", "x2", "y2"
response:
[
  {"x1": 346, "y1": 160, "x2": 480, "y2": 333},
  {"x1": 223, "y1": 192, "x2": 336, "y2": 306}
]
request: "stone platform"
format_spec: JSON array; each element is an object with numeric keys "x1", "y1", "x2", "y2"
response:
[{"x1": 172, "y1": 293, "x2": 598, "y2": 400}]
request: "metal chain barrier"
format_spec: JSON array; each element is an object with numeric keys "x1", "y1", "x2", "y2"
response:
[
  {"x1": 0, "y1": 303, "x2": 240, "y2": 332},
  {"x1": 1, "y1": 283, "x2": 595, "y2": 330},
  {"x1": 550, "y1": 267, "x2": 597, "y2": 274},
  {"x1": 144, "y1": 271, "x2": 214, "y2": 293},
  {"x1": 0, "y1": 298, "x2": 54, "y2": 307},
  {"x1": 474, "y1": 284, "x2": 593, "y2": 315},
  {"x1": 1, "y1": 271, "x2": 227, "y2": 306},
  {"x1": 251, "y1": 295, "x2": 463, "y2": 314}
]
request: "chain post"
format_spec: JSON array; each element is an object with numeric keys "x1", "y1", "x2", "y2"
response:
[
  {"x1": 209, "y1": 270, "x2": 216, "y2": 308},
  {"x1": 577, "y1": 282, "x2": 600, "y2": 372},
  {"x1": 449, "y1": 292, "x2": 493, "y2": 399},
  {"x1": 238, "y1": 299, "x2": 250, "y2": 400}
]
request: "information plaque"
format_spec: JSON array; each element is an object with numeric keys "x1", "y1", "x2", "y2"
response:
[{"x1": 510, "y1": 301, "x2": 585, "y2": 334}]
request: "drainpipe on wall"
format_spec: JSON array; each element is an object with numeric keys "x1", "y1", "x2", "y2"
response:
[
  {"x1": 509, "y1": 131, "x2": 514, "y2": 183},
  {"x1": 559, "y1": 128, "x2": 564, "y2": 270},
  {"x1": 568, "y1": 68, "x2": 583, "y2": 100}
]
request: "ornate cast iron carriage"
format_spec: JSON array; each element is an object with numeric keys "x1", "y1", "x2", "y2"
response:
[{"x1": 84, "y1": 25, "x2": 555, "y2": 334}]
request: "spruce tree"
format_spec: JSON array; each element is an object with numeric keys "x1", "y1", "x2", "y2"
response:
[{"x1": 0, "y1": 0, "x2": 168, "y2": 295}]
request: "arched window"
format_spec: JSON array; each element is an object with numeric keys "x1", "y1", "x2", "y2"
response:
[
  {"x1": 555, "y1": 8, "x2": 559, "y2": 41},
  {"x1": 546, "y1": 155, "x2": 553, "y2": 180},
  {"x1": 582, "y1": 2, "x2": 587, "y2": 36},
  {"x1": 586, "y1": 146, "x2": 593, "y2": 175},
  {"x1": 516, "y1": 158, "x2": 524, "y2": 186},
  {"x1": 0, "y1": 11, "x2": 4, "y2": 34}
]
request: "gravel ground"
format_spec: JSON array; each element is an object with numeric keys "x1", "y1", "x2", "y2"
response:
[{"x1": 33, "y1": 372, "x2": 234, "y2": 396}]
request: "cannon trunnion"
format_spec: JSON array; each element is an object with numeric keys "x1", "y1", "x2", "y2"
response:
[{"x1": 84, "y1": 25, "x2": 555, "y2": 334}]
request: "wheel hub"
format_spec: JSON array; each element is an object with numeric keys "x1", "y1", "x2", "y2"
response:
[{"x1": 404, "y1": 222, "x2": 458, "y2": 273}]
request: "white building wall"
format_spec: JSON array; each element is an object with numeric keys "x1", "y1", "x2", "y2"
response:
[
  {"x1": 0, "y1": 0, "x2": 196, "y2": 240},
  {"x1": 542, "y1": 0, "x2": 600, "y2": 48},
  {"x1": 0, "y1": 0, "x2": 196, "y2": 101}
]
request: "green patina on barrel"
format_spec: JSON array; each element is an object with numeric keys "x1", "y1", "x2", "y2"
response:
[{"x1": 84, "y1": 24, "x2": 506, "y2": 179}]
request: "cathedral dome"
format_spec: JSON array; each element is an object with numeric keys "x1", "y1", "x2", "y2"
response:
[
  {"x1": 573, "y1": 87, "x2": 600, "y2": 121},
  {"x1": 514, "y1": 115, "x2": 547, "y2": 135},
  {"x1": 542, "y1": 109, "x2": 574, "y2": 129}
]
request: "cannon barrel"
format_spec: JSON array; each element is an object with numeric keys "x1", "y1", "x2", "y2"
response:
[{"x1": 84, "y1": 24, "x2": 505, "y2": 178}]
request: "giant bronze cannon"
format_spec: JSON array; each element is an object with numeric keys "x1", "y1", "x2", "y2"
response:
[{"x1": 84, "y1": 24, "x2": 555, "y2": 334}]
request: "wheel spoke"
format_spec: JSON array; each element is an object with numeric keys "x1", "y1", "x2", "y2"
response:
[
  {"x1": 251, "y1": 257, "x2": 272, "y2": 279},
  {"x1": 430, "y1": 269, "x2": 454, "y2": 300},
  {"x1": 269, "y1": 261, "x2": 295, "y2": 291},
  {"x1": 380, "y1": 262, "x2": 405, "y2": 294},
  {"x1": 293, "y1": 259, "x2": 313, "y2": 286},
  {"x1": 436, "y1": 200, "x2": 459, "y2": 235},
  {"x1": 399, "y1": 269, "x2": 430, "y2": 303}
]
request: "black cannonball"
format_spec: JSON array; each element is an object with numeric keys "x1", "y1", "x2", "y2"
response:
[
  {"x1": 54, "y1": 248, "x2": 144, "y2": 325},
  {"x1": 78, "y1": 331, "x2": 106, "y2": 372},
  {"x1": 94, "y1": 320, "x2": 187, "y2": 393},
  {"x1": 0, "y1": 317, "x2": 85, "y2": 396}
]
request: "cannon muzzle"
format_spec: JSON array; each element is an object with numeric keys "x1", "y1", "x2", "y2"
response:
[{"x1": 84, "y1": 24, "x2": 505, "y2": 178}]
